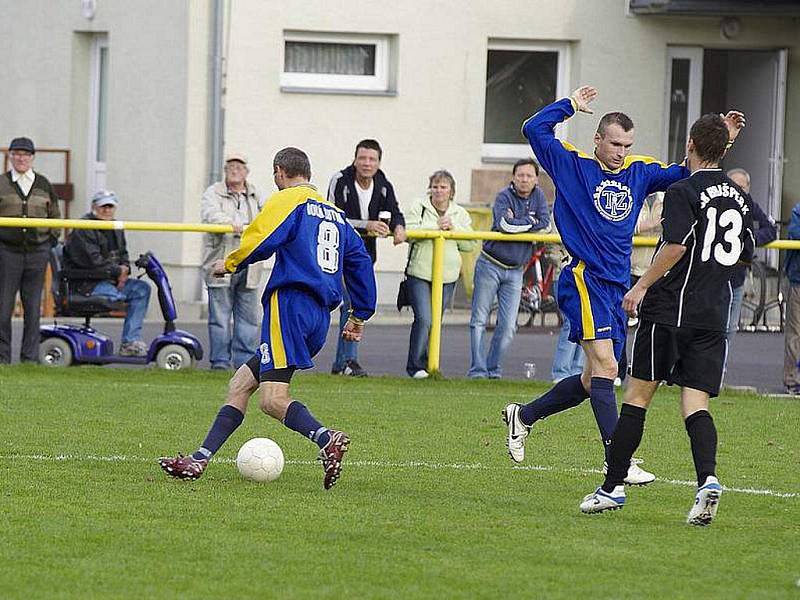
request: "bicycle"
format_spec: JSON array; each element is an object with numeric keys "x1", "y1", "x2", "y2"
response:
[
  {"x1": 487, "y1": 244, "x2": 560, "y2": 329},
  {"x1": 739, "y1": 258, "x2": 786, "y2": 333}
]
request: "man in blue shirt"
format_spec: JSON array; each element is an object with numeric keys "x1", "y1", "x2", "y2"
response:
[
  {"x1": 502, "y1": 85, "x2": 744, "y2": 485},
  {"x1": 159, "y1": 147, "x2": 377, "y2": 490},
  {"x1": 469, "y1": 159, "x2": 550, "y2": 379}
]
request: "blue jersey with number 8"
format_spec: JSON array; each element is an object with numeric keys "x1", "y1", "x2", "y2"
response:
[{"x1": 225, "y1": 183, "x2": 376, "y2": 320}]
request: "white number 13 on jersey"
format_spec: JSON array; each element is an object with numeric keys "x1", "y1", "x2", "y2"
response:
[
  {"x1": 316, "y1": 221, "x2": 340, "y2": 273},
  {"x1": 701, "y1": 206, "x2": 743, "y2": 266}
]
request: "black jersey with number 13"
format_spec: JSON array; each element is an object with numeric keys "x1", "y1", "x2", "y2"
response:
[{"x1": 640, "y1": 169, "x2": 755, "y2": 332}]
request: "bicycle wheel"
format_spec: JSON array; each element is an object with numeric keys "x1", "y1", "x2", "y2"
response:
[{"x1": 739, "y1": 260, "x2": 766, "y2": 332}]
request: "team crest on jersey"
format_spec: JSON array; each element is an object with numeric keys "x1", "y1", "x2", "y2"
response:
[
  {"x1": 593, "y1": 180, "x2": 634, "y2": 222},
  {"x1": 259, "y1": 342, "x2": 271, "y2": 364}
]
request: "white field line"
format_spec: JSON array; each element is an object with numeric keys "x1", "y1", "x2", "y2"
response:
[{"x1": 1, "y1": 453, "x2": 797, "y2": 499}]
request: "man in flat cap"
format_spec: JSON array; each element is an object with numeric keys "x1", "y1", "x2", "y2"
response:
[{"x1": 0, "y1": 137, "x2": 61, "y2": 363}]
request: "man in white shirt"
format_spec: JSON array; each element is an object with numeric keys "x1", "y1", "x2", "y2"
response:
[
  {"x1": 0, "y1": 137, "x2": 61, "y2": 363},
  {"x1": 327, "y1": 139, "x2": 406, "y2": 376}
]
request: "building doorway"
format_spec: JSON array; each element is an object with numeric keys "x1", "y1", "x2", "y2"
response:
[
  {"x1": 87, "y1": 33, "x2": 109, "y2": 200},
  {"x1": 665, "y1": 47, "x2": 786, "y2": 267}
]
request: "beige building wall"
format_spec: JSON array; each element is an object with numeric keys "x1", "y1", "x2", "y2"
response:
[
  {"x1": 0, "y1": 0, "x2": 209, "y2": 308},
  {"x1": 225, "y1": 0, "x2": 800, "y2": 300},
  {"x1": 1, "y1": 1, "x2": 798, "y2": 308}
]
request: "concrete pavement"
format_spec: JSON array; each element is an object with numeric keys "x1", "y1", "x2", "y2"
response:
[{"x1": 8, "y1": 313, "x2": 787, "y2": 394}]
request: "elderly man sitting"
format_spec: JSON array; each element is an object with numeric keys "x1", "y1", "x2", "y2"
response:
[{"x1": 63, "y1": 190, "x2": 151, "y2": 356}]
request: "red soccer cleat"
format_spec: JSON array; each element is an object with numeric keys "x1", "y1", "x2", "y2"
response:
[
  {"x1": 317, "y1": 430, "x2": 350, "y2": 490},
  {"x1": 158, "y1": 454, "x2": 208, "y2": 480}
]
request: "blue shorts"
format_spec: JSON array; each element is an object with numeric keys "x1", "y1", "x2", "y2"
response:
[
  {"x1": 252, "y1": 287, "x2": 330, "y2": 376},
  {"x1": 557, "y1": 260, "x2": 627, "y2": 362}
]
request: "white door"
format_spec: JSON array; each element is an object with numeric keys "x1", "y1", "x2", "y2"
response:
[
  {"x1": 663, "y1": 46, "x2": 703, "y2": 164},
  {"x1": 87, "y1": 34, "x2": 109, "y2": 201},
  {"x1": 719, "y1": 49, "x2": 786, "y2": 268}
]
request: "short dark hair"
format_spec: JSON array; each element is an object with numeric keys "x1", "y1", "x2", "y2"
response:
[
  {"x1": 354, "y1": 139, "x2": 382, "y2": 160},
  {"x1": 273, "y1": 147, "x2": 311, "y2": 179},
  {"x1": 512, "y1": 158, "x2": 539, "y2": 176},
  {"x1": 689, "y1": 114, "x2": 729, "y2": 164},
  {"x1": 597, "y1": 112, "x2": 635, "y2": 136}
]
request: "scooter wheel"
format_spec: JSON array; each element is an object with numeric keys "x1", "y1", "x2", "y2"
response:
[
  {"x1": 40, "y1": 338, "x2": 73, "y2": 367},
  {"x1": 155, "y1": 344, "x2": 195, "y2": 371}
]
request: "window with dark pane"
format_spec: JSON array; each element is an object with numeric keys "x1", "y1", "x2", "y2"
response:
[
  {"x1": 667, "y1": 58, "x2": 690, "y2": 164},
  {"x1": 285, "y1": 41, "x2": 376, "y2": 76},
  {"x1": 484, "y1": 50, "x2": 558, "y2": 144}
]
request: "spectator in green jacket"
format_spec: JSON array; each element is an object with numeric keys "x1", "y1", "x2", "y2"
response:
[{"x1": 403, "y1": 170, "x2": 476, "y2": 378}]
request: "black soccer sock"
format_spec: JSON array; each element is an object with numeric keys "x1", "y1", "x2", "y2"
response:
[
  {"x1": 589, "y1": 377, "x2": 618, "y2": 461},
  {"x1": 518, "y1": 374, "x2": 589, "y2": 425},
  {"x1": 602, "y1": 403, "x2": 647, "y2": 492},
  {"x1": 685, "y1": 410, "x2": 718, "y2": 487},
  {"x1": 193, "y1": 404, "x2": 245, "y2": 460}
]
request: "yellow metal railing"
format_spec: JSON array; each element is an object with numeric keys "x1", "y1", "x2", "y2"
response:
[
  {"x1": 1, "y1": 217, "x2": 797, "y2": 374},
  {"x1": 404, "y1": 229, "x2": 797, "y2": 374}
]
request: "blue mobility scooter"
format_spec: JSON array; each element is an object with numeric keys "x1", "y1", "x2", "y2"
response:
[{"x1": 39, "y1": 246, "x2": 203, "y2": 370}]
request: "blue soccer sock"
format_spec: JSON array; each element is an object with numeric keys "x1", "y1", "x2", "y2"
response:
[
  {"x1": 518, "y1": 374, "x2": 589, "y2": 426},
  {"x1": 589, "y1": 377, "x2": 618, "y2": 461},
  {"x1": 283, "y1": 401, "x2": 331, "y2": 449},
  {"x1": 193, "y1": 404, "x2": 245, "y2": 460}
]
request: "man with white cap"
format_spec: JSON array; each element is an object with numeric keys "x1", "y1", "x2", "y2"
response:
[
  {"x1": 201, "y1": 153, "x2": 264, "y2": 370},
  {"x1": 63, "y1": 190, "x2": 151, "y2": 356}
]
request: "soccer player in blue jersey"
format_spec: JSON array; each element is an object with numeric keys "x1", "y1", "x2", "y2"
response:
[
  {"x1": 502, "y1": 86, "x2": 745, "y2": 485},
  {"x1": 579, "y1": 113, "x2": 754, "y2": 525},
  {"x1": 159, "y1": 147, "x2": 377, "y2": 489}
]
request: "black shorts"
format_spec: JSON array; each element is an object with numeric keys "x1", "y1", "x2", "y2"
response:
[
  {"x1": 245, "y1": 354, "x2": 296, "y2": 384},
  {"x1": 628, "y1": 320, "x2": 727, "y2": 397}
]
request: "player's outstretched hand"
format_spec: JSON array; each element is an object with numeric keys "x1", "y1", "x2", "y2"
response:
[
  {"x1": 570, "y1": 86, "x2": 598, "y2": 114},
  {"x1": 622, "y1": 284, "x2": 647, "y2": 318},
  {"x1": 342, "y1": 317, "x2": 364, "y2": 342},
  {"x1": 211, "y1": 259, "x2": 229, "y2": 277},
  {"x1": 722, "y1": 110, "x2": 746, "y2": 142}
]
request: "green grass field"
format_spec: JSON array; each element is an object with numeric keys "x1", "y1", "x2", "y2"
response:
[{"x1": 1, "y1": 365, "x2": 798, "y2": 599}]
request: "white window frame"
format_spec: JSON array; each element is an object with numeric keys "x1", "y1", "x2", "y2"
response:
[
  {"x1": 662, "y1": 46, "x2": 703, "y2": 162},
  {"x1": 87, "y1": 33, "x2": 109, "y2": 199},
  {"x1": 280, "y1": 31, "x2": 390, "y2": 93},
  {"x1": 482, "y1": 40, "x2": 571, "y2": 161}
]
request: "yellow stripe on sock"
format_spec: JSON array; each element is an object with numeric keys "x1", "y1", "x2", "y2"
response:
[
  {"x1": 269, "y1": 291, "x2": 287, "y2": 369},
  {"x1": 573, "y1": 261, "x2": 595, "y2": 339}
]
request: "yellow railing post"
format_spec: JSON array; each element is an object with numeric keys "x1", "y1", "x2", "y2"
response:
[{"x1": 427, "y1": 234, "x2": 445, "y2": 374}]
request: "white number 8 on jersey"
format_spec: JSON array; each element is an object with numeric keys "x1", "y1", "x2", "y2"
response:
[{"x1": 316, "y1": 221, "x2": 340, "y2": 273}]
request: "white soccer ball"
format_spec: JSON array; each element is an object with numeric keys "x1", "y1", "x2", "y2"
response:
[{"x1": 236, "y1": 438, "x2": 284, "y2": 482}]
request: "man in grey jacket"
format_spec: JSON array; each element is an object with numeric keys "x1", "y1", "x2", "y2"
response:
[
  {"x1": 201, "y1": 153, "x2": 264, "y2": 370},
  {"x1": 468, "y1": 159, "x2": 550, "y2": 379}
]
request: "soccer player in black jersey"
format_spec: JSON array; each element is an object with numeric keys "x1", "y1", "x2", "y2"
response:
[{"x1": 579, "y1": 113, "x2": 755, "y2": 525}]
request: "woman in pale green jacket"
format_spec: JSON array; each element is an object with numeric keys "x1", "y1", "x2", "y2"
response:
[{"x1": 404, "y1": 170, "x2": 476, "y2": 378}]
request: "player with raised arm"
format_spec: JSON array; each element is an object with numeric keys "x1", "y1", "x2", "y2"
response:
[
  {"x1": 159, "y1": 147, "x2": 376, "y2": 490},
  {"x1": 579, "y1": 114, "x2": 754, "y2": 525},
  {"x1": 502, "y1": 86, "x2": 745, "y2": 484}
]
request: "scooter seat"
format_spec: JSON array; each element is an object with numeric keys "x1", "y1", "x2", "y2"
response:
[{"x1": 57, "y1": 294, "x2": 128, "y2": 318}]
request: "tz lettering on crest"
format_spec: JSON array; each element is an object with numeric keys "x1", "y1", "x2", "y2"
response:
[{"x1": 593, "y1": 180, "x2": 633, "y2": 222}]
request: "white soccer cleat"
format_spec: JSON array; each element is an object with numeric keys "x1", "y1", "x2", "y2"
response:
[
  {"x1": 502, "y1": 403, "x2": 530, "y2": 463},
  {"x1": 580, "y1": 485, "x2": 626, "y2": 514},
  {"x1": 602, "y1": 458, "x2": 656, "y2": 486},
  {"x1": 687, "y1": 476, "x2": 723, "y2": 526},
  {"x1": 411, "y1": 370, "x2": 429, "y2": 379}
]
